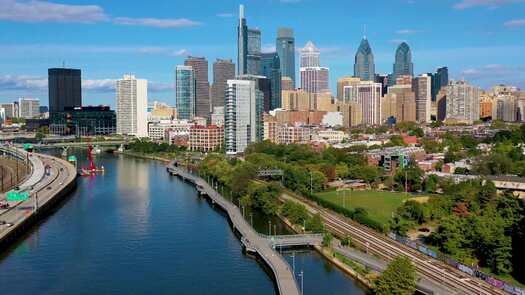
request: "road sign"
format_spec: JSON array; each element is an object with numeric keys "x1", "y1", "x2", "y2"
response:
[{"x1": 6, "y1": 190, "x2": 30, "y2": 201}]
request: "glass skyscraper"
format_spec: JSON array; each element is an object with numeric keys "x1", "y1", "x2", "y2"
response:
[
  {"x1": 392, "y1": 42, "x2": 413, "y2": 82},
  {"x1": 237, "y1": 5, "x2": 248, "y2": 75},
  {"x1": 354, "y1": 38, "x2": 375, "y2": 81},
  {"x1": 261, "y1": 52, "x2": 282, "y2": 111},
  {"x1": 276, "y1": 27, "x2": 295, "y2": 88},
  {"x1": 175, "y1": 65, "x2": 196, "y2": 120},
  {"x1": 48, "y1": 68, "x2": 82, "y2": 114},
  {"x1": 247, "y1": 28, "x2": 262, "y2": 75}
]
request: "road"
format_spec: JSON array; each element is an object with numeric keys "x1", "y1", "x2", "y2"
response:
[
  {"x1": 0, "y1": 153, "x2": 76, "y2": 241},
  {"x1": 280, "y1": 192, "x2": 508, "y2": 295}
]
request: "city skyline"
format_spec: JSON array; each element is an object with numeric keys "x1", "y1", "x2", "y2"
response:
[{"x1": 0, "y1": 0, "x2": 524, "y2": 106}]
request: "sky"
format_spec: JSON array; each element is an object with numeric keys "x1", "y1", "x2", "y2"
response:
[{"x1": 0, "y1": 0, "x2": 524, "y2": 108}]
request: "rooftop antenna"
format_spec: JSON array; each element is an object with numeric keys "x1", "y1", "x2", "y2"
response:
[
  {"x1": 363, "y1": 24, "x2": 367, "y2": 39},
  {"x1": 62, "y1": 60, "x2": 66, "y2": 68}
]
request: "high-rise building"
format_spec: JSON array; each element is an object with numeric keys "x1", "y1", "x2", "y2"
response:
[
  {"x1": 343, "y1": 81, "x2": 382, "y2": 125},
  {"x1": 237, "y1": 5, "x2": 248, "y2": 75},
  {"x1": 176, "y1": 65, "x2": 196, "y2": 120},
  {"x1": 261, "y1": 52, "x2": 282, "y2": 110},
  {"x1": 494, "y1": 95, "x2": 518, "y2": 122},
  {"x1": 281, "y1": 77, "x2": 294, "y2": 91},
  {"x1": 392, "y1": 42, "x2": 413, "y2": 82},
  {"x1": 382, "y1": 84, "x2": 416, "y2": 123},
  {"x1": 446, "y1": 80, "x2": 480, "y2": 123},
  {"x1": 116, "y1": 74, "x2": 148, "y2": 137},
  {"x1": 211, "y1": 59, "x2": 235, "y2": 110},
  {"x1": 247, "y1": 28, "x2": 262, "y2": 75},
  {"x1": 224, "y1": 79, "x2": 264, "y2": 154},
  {"x1": 48, "y1": 68, "x2": 82, "y2": 114},
  {"x1": 0, "y1": 103, "x2": 16, "y2": 118},
  {"x1": 375, "y1": 74, "x2": 390, "y2": 95},
  {"x1": 430, "y1": 67, "x2": 449, "y2": 101},
  {"x1": 337, "y1": 77, "x2": 361, "y2": 102},
  {"x1": 479, "y1": 94, "x2": 494, "y2": 119},
  {"x1": 300, "y1": 41, "x2": 329, "y2": 93},
  {"x1": 276, "y1": 27, "x2": 296, "y2": 88},
  {"x1": 184, "y1": 56, "x2": 210, "y2": 118},
  {"x1": 18, "y1": 97, "x2": 40, "y2": 119},
  {"x1": 354, "y1": 38, "x2": 375, "y2": 81},
  {"x1": 412, "y1": 74, "x2": 432, "y2": 123}
]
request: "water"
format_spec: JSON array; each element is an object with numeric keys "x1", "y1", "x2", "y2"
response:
[{"x1": 0, "y1": 150, "x2": 368, "y2": 295}]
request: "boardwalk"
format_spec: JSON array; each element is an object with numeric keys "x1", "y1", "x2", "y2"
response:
[{"x1": 167, "y1": 163, "x2": 300, "y2": 295}]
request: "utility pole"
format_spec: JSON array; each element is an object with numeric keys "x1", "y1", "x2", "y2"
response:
[{"x1": 291, "y1": 252, "x2": 295, "y2": 276}]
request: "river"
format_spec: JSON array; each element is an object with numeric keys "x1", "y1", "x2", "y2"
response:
[{"x1": 0, "y1": 150, "x2": 368, "y2": 295}]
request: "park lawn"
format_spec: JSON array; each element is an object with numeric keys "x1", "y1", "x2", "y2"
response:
[{"x1": 316, "y1": 190, "x2": 415, "y2": 225}]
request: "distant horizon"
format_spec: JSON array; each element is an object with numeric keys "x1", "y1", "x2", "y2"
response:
[{"x1": 1, "y1": 0, "x2": 524, "y2": 107}]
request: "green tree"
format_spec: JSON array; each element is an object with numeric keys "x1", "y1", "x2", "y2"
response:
[
  {"x1": 322, "y1": 232, "x2": 333, "y2": 247},
  {"x1": 306, "y1": 213, "x2": 324, "y2": 233},
  {"x1": 341, "y1": 235, "x2": 353, "y2": 247},
  {"x1": 374, "y1": 256, "x2": 416, "y2": 295}
]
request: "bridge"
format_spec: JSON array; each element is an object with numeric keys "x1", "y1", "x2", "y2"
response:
[
  {"x1": 167, "y1": 163, "x2": 301, "y2": 295},
  {"x1": 30, "y1": 141, "x2": 127, "y2": 149},
  {"x1": 261, "y1": 234, "x2": 323, "y2": 248}
]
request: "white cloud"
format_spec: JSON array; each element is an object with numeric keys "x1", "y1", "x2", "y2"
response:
[
  {"x1": 171, "y1": 49, "x2": 190, "y2": 57},
  {"x1": 396, "y1": 29, "x2": 419, "y2": 35},
  {"x1": 0, "y1": 0, "x2": 202, "y2": 28},
  {"x1": 504, "y1": 19, "x2": 525, "y2": 27},
  {"x1": 216, "y1": 13, "x2": 234, "y2": 18},
  {"x1": 453, "y1": 0, "x2": 525, "y2": 9},
  {"x1": 0, "y1": 0, "x2": 108, "y2": 23},
  {"x1": 113, "y1": 17, "x2": 201, "y2": 28},
  {"x1": 0, "y1": 75, "x2": 172, "y2": 93}
]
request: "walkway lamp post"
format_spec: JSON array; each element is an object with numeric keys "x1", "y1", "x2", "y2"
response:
[
  {"x1": 299, "y1": 270, "x2": 304, "y2": 295},
  {"x1": 291, "y1": 252, "x2": 295, "y2": 276}
]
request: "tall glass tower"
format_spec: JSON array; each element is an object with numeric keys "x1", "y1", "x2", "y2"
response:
[
  {"x1": 392, "y1": 42, "x2": 413, "y2": 82},
  {"x1": 276, "y1": 27, "x2": 295, "y2": 88},
  {"x1": 354, "y1": 38, "x2": 375, "y2": 81},
  {"x1": 247, "y1": 28, "x2": 261, "y2": 75},
  {"x1": 175, "y1": 65, "x2": 196, "y2": 120},
  {"x1": 261, "y1": 52, "x2": 282, "y2": 111},
  {"x1": 237, "y1": 5, "x2": 248, "y2": 75}
]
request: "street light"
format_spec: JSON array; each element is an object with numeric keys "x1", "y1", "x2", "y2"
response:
[
  {"x1": 298, "y1": 270, "x2": 304, "y2": 295},
  {"x1": 290, "y1": 252, "x2": 295, "y2": 276}
]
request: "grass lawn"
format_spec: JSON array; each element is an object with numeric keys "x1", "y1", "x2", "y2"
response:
[{"x1": 316, "y1": 190, "x2": 416, "y2": 225}]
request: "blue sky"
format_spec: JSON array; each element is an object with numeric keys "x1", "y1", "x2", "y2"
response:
[{"x1": 0, "y1": 0, "x2": 524, "y2": 107}]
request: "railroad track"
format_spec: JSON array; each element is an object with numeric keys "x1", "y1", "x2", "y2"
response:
[{"x1": 281, "y1": 192, "x2": 507, "y2": 295}]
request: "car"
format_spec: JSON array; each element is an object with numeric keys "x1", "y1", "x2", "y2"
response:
[
  {"x1": 0, "y1": 201, "x2": 9, "y2": 209},
  {"x1": 0, "y1": 221, "x2": 12, "y2": 227},
  {"x1": 47, "y1": 186, "x2": 52, "y2": 190},
  {"x1": 59, "y1": 182, "x2": 63, "y2": 186}
]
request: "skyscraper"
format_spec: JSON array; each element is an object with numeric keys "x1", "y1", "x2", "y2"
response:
[
  {"x1": 175, "y1": 65, "x2": 196, "y2": 120},
  {"x1": 224, "y1": 79, "x2": 264, "y2": 154},
  {"x1": 300, "y1": 41, "x2": 329, "y2": 93},
  {"x1": 184, "y1": 56, "x2": 210, "y2": 118},
  {"x1": 237, "y1": 5, "x2": 248, "y2": 75},
  {"x1": 261, "y1": 52, "x2": 282, "y2": 110},
  {"x1": 116, "y1": 75, "x2": 148, "y2": 137},
  {"x1": 446, "y1": 80, "x2": 480, "y2": 122},
  {"x1": 337, "y1": 77, "x2": 361, "y2": 102},
  {"x1": 211, "y1": 59, "x2": 235, "y2": 109},
  {"x1": 382, "y1": 84, "x2": 416, "y2": 123},
  {"x1": 247, "y1": 28, "x2": 262, "y2": 75},
  {"x1": 343, "y1": 81, "x2": 382, "y2": 125},
  {"x1": 393, "y1": 42, "x2": 413, "y2": 82},
  {"x1": 48, "y1": 68, "x2": 82, "y2": 114},
  {"x1": 276, "y1": 27, "x2": 295, "y2": 88},
  {"x1": 430, "y1": 67, "x2": 449, "y2": 101},
  {"x1": 354, "y1": 38, "x2": 375, "y2": 81},
  {"x1": 412, "y1": 74, "x2": 432, "y2": 123},
  {"x1": 18, "y1": 97, "x2": 40, "y2": 119}
]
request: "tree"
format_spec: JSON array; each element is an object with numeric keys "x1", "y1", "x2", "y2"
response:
[
  {"x1": 374, "y1": 256, "x2": 416, "y2": 295},
  {"x1": 306, "y1": 213, "x2": 324, "y2": 233},
  {"x1": 322, "y1": 232, "x2": 333, "y2": 247},
  {"x1": 341, "y1": 235, "x2": 353, "y2": 247}
]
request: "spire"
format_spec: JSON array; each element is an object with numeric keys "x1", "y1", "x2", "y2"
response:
[
  {"x1": 363, "y1": 24, "x2": 367, "y2": 39},
  {"x1": 239, "y1": 4, "x2": 245, "y2": 19}
]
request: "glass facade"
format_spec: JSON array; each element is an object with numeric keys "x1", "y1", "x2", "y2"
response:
[
  {"x1": 49, "y1": 106, "x2": 116, "y2": 136},
  {"x1": 354, "y1": 38, "x2": 375, "y2": 81},
  {"x1": 261, "y1": 52, "x2": 282, "y2": 111},
  {"x1": 392, "y1": 42, "x2": 413, "y2": 83},
  {"x1": 276, "y1": 27, "x2": 295, "y2": 88},
  {"x1": 176, "y1": 66, "x2": 196, "y2": 120}
]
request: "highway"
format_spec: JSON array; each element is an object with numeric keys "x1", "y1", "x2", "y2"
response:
[
  {"x1": 0, "y1": 153, "x2": 76, "y2": 243},
  {"x1": 280, "y1": 192, "x2": 508, "y2": 295}
]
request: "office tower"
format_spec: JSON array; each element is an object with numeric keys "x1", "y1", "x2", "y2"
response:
[
  {"x1": 211, "y1": 59, "x2": 235, "y2": 110},
  {"x1": 237, "y1": 5, "x2": 248, "y2": 75},
  {"x1": 261, "y1": 52, "x2": 282, "y2": 110},
  {"x1": 479, "y1": 94, "x2": 494, "y2": 119},
  {"x1": 343, "y1": 81, "x2": 382, "y2": 125},
  {"x1": 247, "y1": 28, "x2": 262, "y2": 75},
  {"x1": 184, "y1": 56, "x2": 210, "y2": 118},
  {"x1": 224, "y1": 79, "x2": 264, "y2": 154},
  {"x1": 494, "y1": 95, "x2": 518, "y2": 122},
  {"x1": 48, "y1": 68, "x2": 82, "y2": 114},
  {"x1": 281, "y1": 77, "x2": 294, "y2": 91},
  {"x1": 18, "y1": 97, "x2": 40, "y2": 119},
  {"x1": 375, "y1": 74, "x2": 390, "y2": 95},
  {"x1": 337, "y1": 77, "x2": 361, "y2": 102},
  {"x1": 446, "y1": 80, "x2": 480, "y2": 122},
  {"x1": 430, "y1": 67, "x2": 449, "y2": 101},
  {"x1": 354, "y1": 38, "x2": 375, "y2": 81},
  {"x1": 382, "y1": 84, "x2": 416, "y2": 123},
  {"x1": 437, "y1": 91, "x2": 447, "y2": 121},
  {"x1": 276, "y1": 27, "x2": 296, "y2": 88},
  {"x1": 392, "y1": 42, "x2": 413, "y2": 82},
  {"x1": 300, "y1": 41, "x2": 329, "y2": 93},
  {"x1": 116, "y1": 74, "x2": 148, "y2": 137},
  {"x1": 1, "y1": 103, "x2": 16, "y2": 118},
  {"x1": 412, "y1": 74, "x2": 432, "y2": 123},
  {"x1": 176, "y1": 65, "x2": 196, "y2": 120}
]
